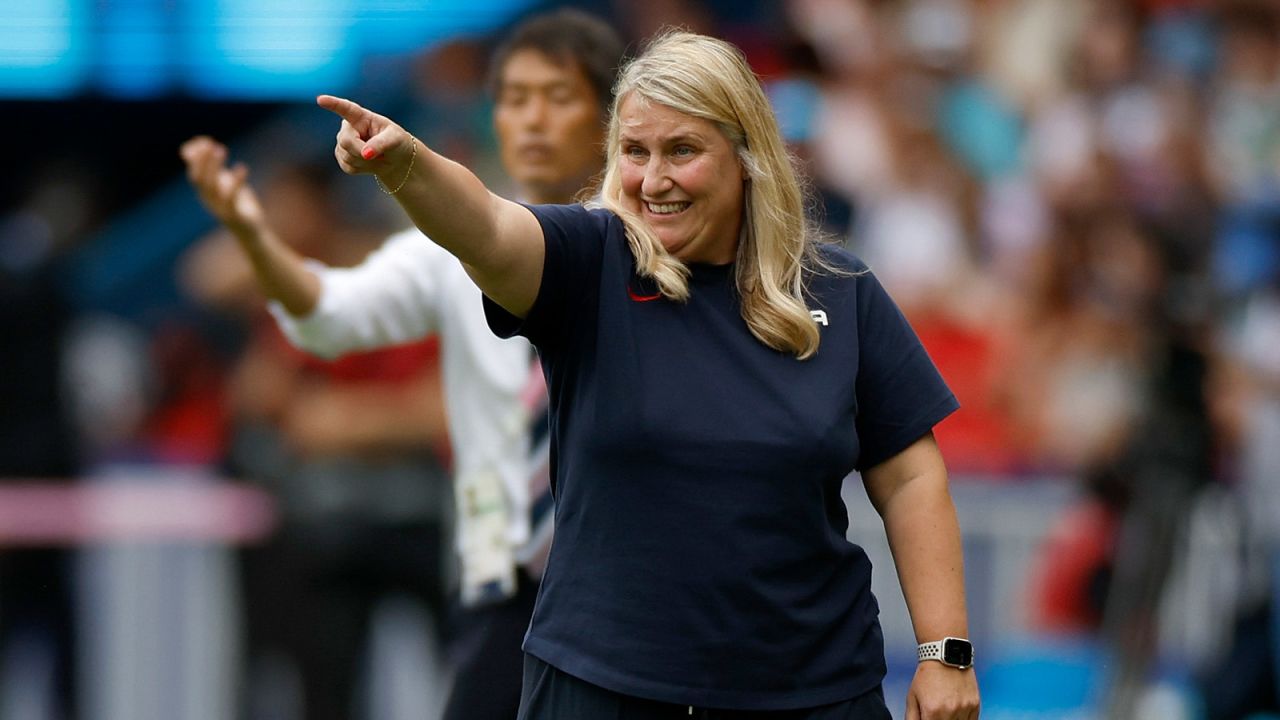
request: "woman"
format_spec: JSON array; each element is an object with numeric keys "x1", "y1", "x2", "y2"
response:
[{"x1": 319, "y1": 30, "x2": 980, "y2": 720}]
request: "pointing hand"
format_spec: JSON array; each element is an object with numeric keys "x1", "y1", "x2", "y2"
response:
[{"x1": 316, "y1": 95, "x2": 417, "y2": 186}]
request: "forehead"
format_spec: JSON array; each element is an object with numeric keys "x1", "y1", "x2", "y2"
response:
[
  {"x1": 617, "y1": 94, "x2": 717, "y2": 138},
  {"x1": 498, "y1": 48, "x2": 593, "y2": 90}
]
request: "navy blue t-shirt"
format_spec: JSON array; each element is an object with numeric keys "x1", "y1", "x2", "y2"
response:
[{"x1": 484, "y1": 204, "x2": 958, "y2": 710}]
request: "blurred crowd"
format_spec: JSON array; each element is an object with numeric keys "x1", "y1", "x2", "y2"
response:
[{"x1": 3, "y1": 0, "x2": 1280, "y2": 718}]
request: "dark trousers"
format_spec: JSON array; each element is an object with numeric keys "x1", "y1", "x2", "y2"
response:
[
  {"x1": 517, "y1": 654, "x2": 892, "y2": 720},
  {"x1": 442, "y1": 569, "x2": 540, "y2": 720},
  {"x1": 239, "y1": 519, "x2": 447, "y2": 720},
  {"x1": 0, "y1": 548, "x2": 77, "y2": 720}
]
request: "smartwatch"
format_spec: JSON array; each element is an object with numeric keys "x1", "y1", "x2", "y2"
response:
[{"x1": 917, "y1": 637, "x2": 974, "y2": 669}]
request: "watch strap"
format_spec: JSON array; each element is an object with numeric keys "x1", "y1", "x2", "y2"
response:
[
  {"x1": 917, "y1": 640, "x2": 944, "y2": 663},
  {"x1": 916, "y1": 637, "x2": 973, "y2": 668}
]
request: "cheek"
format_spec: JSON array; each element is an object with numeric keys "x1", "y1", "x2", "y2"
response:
[
  {"x1": 618, "y1": 164, "x2": 644, "y2": 198},
  {"x1": 716, "y1": 185, "x2": 745, "y2": 222},
  {"x1": 493, "y1": 113, "x2": 516, "y2": 148},
  {"x1": 553, "y1": 107, "x2": 600, "y2": 142}
]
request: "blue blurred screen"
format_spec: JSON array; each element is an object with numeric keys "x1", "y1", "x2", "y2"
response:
[{"x1": 0, "y1": 0, "x2": 537, "y2": 99}]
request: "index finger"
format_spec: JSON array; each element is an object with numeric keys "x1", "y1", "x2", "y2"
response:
[
  {"x1": 316, "y1": 94, "x2": 366, "y2": 125},
  {"x1": 179, "y1": 135, "x2": 214, "y2": 164}
]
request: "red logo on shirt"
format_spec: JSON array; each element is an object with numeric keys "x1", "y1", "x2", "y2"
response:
[{"x1": 627, "y1": 286, "x2": 662, "y2": 302}]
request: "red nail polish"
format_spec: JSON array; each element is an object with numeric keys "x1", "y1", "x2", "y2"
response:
[{"x1": 362, "y1": 147, "x2": 377, "y2": 160}]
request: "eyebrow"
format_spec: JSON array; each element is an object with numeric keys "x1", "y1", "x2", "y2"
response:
[
  {"x1": 618, "y1": 132, "x2": 706, "y2": 145},
  {"x1": 499, "y1": 79, "x2": 575, "y2": 93}
]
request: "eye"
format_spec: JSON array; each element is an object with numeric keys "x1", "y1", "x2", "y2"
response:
[
  {"x1": 672, "y1": 145, "x2": 695, "y2": 158},
  {"x1": 499, "y1": 90, "x2": 527, "y2": 107},
  {"x1": 624, "y1": 145, "x2": 648, "y2": 161},
  {"x1": 547, "y1": 87, "x2": 575, "y2": 105}
]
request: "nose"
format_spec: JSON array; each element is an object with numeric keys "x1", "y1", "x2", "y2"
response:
[
  {"x1": 519, "y1": 94, "x2": 548, "y2": 130},
  {"x1": 641, "y1": 157, "x2": 673, "y2": 197}
]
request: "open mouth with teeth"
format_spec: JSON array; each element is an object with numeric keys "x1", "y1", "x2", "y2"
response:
[{"x1": 646, "y1": 201, "x2": 691, "y2": 215}]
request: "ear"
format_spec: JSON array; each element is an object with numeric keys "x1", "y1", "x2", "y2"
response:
[{"x1": 736, "y1": 151, "x2": 752, "y2": 182}]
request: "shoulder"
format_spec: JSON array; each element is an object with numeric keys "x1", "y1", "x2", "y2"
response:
[
  {"x1": 523, "y1": 204, "x2": 625, "y2": 268},
  {"x1": 811, "y1": 241, "x2": 869, "y2": 275},
  {"x1": 807, "y1": 242, "x2": 875, "y2": 299},
  {"x1": 524, "y1": 203, "x2": 619, "y2": 235},
  {"x1": 806, "y1": 243, "x2": 904, "y2": 324}
]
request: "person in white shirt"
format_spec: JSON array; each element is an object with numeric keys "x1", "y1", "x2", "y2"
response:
[{"x1": 180, "y1": 10, "x2": 625, "y2": 720}]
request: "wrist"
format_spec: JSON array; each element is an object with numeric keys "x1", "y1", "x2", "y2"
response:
[
  {"x1": 375, "y1": 135, "x2": 419, "y2": 195},
  {"x1": 229, "y1": 221, "x2": 279, "y2": 261},
  {"x1": 917, "y1": 637, "x2": 973, "y2": 670},
  {"x1": 227, "y1": 220, "x2": 261, "y2": 244}
]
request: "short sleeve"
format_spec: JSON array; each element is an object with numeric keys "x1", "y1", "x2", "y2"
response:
[
  {"x1": 853, "y1": 271, "x2": 959, "y2": 470},
  {"x1": 483, "y1": 204, "x2": 612, "y2": 348}
]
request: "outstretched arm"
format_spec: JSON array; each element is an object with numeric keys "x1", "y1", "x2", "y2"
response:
[
  {"x1": 179, "y1": 136, "x2": 321, "y2": 316},
  {"x1": 863, "y1": 433, "x2": 981, "y2": 720},
  {"x1": 317, "y1": 95, "x2": 545, "y2": 318}
]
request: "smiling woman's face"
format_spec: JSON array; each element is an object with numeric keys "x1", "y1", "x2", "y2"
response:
[{"x1": 615, "y1": 93, "x2": 746, "y2": 265}]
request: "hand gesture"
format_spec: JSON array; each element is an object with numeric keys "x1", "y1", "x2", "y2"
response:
[
  {"x1": 906, "y1": 662, "x2": 980, "y2": 720},
  {"x1": 179, "y1": 136, "x2": 265, "y2": 236},
  {"x1": 316, "y1": 95, "x2": 418, "y2": 188}
]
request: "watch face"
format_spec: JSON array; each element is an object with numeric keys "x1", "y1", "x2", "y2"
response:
[{"x1": 943, "y1": 639, "x2": 973, "y2": 667}]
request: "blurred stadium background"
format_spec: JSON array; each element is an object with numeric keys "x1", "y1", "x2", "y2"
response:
[{"x1": 1, "y1": 0, "x2": 1279, "y2": 718}]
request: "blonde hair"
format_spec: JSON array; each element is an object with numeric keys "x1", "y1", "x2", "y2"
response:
[{"x1": 593, "y1": 30, "x2": 829, "y2": 359}]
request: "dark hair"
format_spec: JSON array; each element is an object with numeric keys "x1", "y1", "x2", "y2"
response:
[
  {"x1": 1219, "y1": 0, "x2": 1280, "y2": 41},
  {"x1": 487, "y1": 9, "x2": 627, "y2": 111}
]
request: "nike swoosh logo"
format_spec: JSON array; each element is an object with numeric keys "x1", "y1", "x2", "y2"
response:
[{"x1": 628, "y1": 287, "x2": 662, "y2": 302}]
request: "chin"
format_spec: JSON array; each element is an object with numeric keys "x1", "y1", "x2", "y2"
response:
[
  {"x1": 531, "y1": 175, "x2": 580, "y2": 196},
  {"x1": 656, "y1": 235, "x2": 686, "y2": 256},
  {"x1": 513, "y1": 172, "x2": 548, "y2": 188}
]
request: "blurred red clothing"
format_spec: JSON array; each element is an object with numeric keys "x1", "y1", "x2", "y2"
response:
[
  {"x1": 139, "y1": 317, "x2": 443, "y2": 466},
  {"x1": 913, "y1": 314, "x2": 1024, "y2": 475},
  {"x1": 1030, "y1": 499, "x2": 1120, "y2": 633}
]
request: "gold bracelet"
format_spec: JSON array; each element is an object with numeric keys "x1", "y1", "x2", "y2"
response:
[{"x1": 375, "y1": 135, "x2": 417, "y2": 195}]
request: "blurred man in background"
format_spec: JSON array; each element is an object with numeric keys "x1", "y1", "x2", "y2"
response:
[{"x1": 181, "y1": 9, "x2": 625, "y2": 719}]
